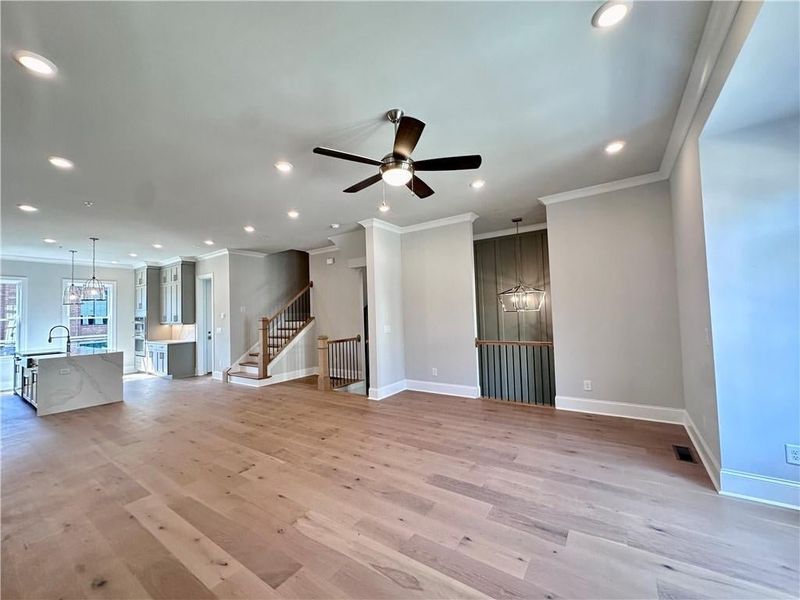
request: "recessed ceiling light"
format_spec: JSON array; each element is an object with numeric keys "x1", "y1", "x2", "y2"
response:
[
  {"x1": 12, "y1": 50, "x2": 58, "y2": 77},
  {"x1": 243, "y1": 225, "x2": 255, "y2": 233},
  {"x1": 605, "y1": 140, "x2": 626, "y2": 154},
  {"x1": 592, "y1": 1, "x2": 631, "y2": 28},
  {"x1": 111, "y1": 260, "x2": 118, "y2": 265},
  {"x1": 275, "y1": 161, "x2": 293, "y2": 173},
  {"x1": 17, "y1": 204, "x2": 38, "y2": 212},
  {"x1": 48, "y1": 156, "x2": 74, "y2": 170},
  {"x1": 470, "y1": 179, "x2": 486, "y2": 189},
  {"x1": 84, "y1": 201, "x2": 94, "y2": 207},
  {"x1": 379, "y1": 203, "x2": 391, "y2": 213},
  {"x1": 287, "y1": 210, "x2": 299, "y2": 219},
  {"x1": 152, "y1": 243, "x2": 163, "y2": 249},
  {"x1": 330, "y1": 223, "x2": 340, "y2": 230},
  {"x1": 204, "y1": 240, "x2": 215, "y2": 246},
  {"x1": 128, "y1": 253, "x2": 138, "y2": 258},
  {"x1": 43, "y1": 238, "x2": 57, "y2": 244}
]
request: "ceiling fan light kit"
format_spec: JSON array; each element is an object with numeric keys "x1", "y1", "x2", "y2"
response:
[{"x1": 313, "y1": 108, "x2": 482, "y2": 199}]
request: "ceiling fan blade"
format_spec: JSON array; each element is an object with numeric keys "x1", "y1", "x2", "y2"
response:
[
  {"x1": 393, "y1": 117, "x2": 425, "y2": 158},
  {"x1": 313, "y1": 147, "x2": 382, "y2": 166},
  {"x1": 407, "y1": 175, "x2": 434, "y2": 198},
  {"x1": 343, "y1": 173, "x2": 382, "y2": 193},
  {"x1": 414, "y1": 155, "x2": 482, "y2": 171}
]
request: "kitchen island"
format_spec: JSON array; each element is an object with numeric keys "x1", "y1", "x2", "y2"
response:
[{"x1": 13, "y1": 350, "x2": 123, "y2": 416}]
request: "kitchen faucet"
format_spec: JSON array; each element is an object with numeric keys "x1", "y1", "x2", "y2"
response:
[{"x1": 48, "y1": 325, "x2": 71, "y2": 354}]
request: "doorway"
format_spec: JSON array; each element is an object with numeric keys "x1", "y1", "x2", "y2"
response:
[
  {"x1": 196, "y1": 275, "x2": 213, "y2": 376},
  {"x1": 0, "y1": 277, "x2": 25, "y2": 391}
]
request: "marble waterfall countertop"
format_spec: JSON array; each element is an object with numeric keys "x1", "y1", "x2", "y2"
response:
[{"x1": 34, "y1": 351, "x2": 123, "y2": 416}]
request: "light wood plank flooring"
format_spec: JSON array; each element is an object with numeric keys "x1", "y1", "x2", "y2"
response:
[{"x1": 2, "y1": 376, "x2": 798, "y2": 599}]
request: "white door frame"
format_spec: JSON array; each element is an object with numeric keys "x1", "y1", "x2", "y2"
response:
[{"x1": 196, "y1": 274, "x2": 214, "y2": 376}]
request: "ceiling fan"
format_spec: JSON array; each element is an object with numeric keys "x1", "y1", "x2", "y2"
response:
[{"x1": 313, "y1": 109, "x2": 482, "y2": 199}]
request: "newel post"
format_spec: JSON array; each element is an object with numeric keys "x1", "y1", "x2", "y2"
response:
[
  {"x1": 317, "y1": 336, "x2": 331, "y2": 391},
  {"x1": 259, "y1": 317, "x2": 270, "y2": 379}
]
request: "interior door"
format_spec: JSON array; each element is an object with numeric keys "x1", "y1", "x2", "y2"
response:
[{"x1": 203, "y1": 280, "x2": 212, "y2": 374}]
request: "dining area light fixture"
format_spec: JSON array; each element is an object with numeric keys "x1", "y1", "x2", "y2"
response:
[
  {"x1": 62, "y1": 250, "x2": 84, "y2": 305},
  {"x1": 498, "y1": 218, "x2": 546, "y2": 312},
  {"x1": 82, "y1": 237, "x2": 107, "y2": 301}
]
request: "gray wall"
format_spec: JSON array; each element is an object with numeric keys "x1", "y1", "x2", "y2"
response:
[
  {"x1": 402, "y1": 221, "x2": 479, "y2": 390},
  {"x1": 546, "y1": 181, "x2": 685, "y2": 409},
  {"x1": 364, "y1": 224, "x2": 405, "y2": 394},
  {"x1": 701, "y1": 115, "x2": 800, "y2": 498},
  {"x1": 474, "y1": 229, "x2": 552, "y2": 342},
  {"x1": 0, "y1": 258, "x2": 136, "y2": 372},
  {"x1": 670, "y1": 134, "x2": 720, "y2": 468},
  {"x1": 228, "y1": 250, "x2": 309, "y2": 363}
]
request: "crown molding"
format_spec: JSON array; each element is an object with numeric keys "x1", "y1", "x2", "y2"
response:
[
  {"x1": 195, "y1": 248, "x2": 268, "y2": 261},
  {"x1": 659, "y1": 1, "x2": 742, "y2": 177},
  {"x1": 0, "y1": 253, "x2": 134, "y2": 269},
  {"x1": 473, "y1": 222, "x2": 547, "y2": 241},
  {"x1": 228, "y1": 249, "x2": 268, "y2": 258},
  {"x1": 360, "y1": 212, "x2": 479, "y2": 235},
  {"x1": 308, "y1": 245, "x2": 339, "y2": 256},
  {"x1": 538, "y1": 171, "x2": 667, "y2": 205}
]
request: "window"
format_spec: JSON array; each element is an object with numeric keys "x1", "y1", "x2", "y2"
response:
[
  {"x1": 0, "y1": 278, "x2": 23, "y2": 357},
  {"x1": 62, "y1": 280, "x2": 115, "y2": 353}
]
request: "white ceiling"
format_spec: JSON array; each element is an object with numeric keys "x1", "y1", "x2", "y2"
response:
[{"x1": 2, "y1": 1, "x2": 710, "y2": 265}]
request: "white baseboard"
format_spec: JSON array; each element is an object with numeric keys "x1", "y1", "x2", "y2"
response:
[
  {"x1": 123, "y1": 365, "x2": 138, "y2": 375},
  {"x1": 683, "y1": 410, "x2": 721, "y2": 491},
  {"x1": 720, "y1": 470, "x2": 800, "y2": 510},
  {"x1": 229, "y1": 366, "x2": 318, "y2": 388},
  {"x1": 212, "y1": 370, "x2": 223, "y2": 381},
  {"x1": 405, "y1": 379, "x2": 480, "y2": 399},
  {"x1": 368, "y1": 379, "x2": 407, "y2": 401},
  {"x1": 555, "y1": 395, "x2": 685, "y2": 424}
]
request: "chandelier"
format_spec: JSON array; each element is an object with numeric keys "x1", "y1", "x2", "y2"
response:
[
  {"x1": 498, "y1": 218, "x2": 546, "y2": 312},
  {"x1": 62, "y1": 250, "x2": 83, "y2": 305},
  {"x1": 82, "y1": 237, "x2": 107, "y2": 301}
]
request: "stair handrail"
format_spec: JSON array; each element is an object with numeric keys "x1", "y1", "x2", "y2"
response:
[{"x1": 267, "y1": 281, "x2": 313, "y2": 322}]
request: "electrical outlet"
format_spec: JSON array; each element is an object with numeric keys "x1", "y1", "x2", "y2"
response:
[
  {"x1": 786, "y1": 444, "x2": 800, "y2": 466},
  {"x1": 583, "y1": 380, "x2": 592, "y2": 391},
  {"x1": 432, "y1": 367, "x2": 438, "y2": 377}
]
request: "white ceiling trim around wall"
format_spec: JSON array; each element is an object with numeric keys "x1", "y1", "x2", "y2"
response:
[
  {"x1": 473, "y1": 222, "x2": 547, "y2": 241},
  {"x1": 308, "y1": 245, "x2": 339, "y2": 255},
  {"x1": 538, "y1": 171, "x2": 666, "y2": 205},
  {"x1": 359, "y1": 212, "x2": 479, "y2": 235},
  {"x1": 538, "y1": 1, "x2": 742, "y2": 207},
  {"x1": 0, "y1": 253, "x2": 135, "y2": 270}
]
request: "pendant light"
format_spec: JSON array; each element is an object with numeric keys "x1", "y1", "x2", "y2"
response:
[
  {"x1": 498, "y1": 218, "x2": 546, "y2": 312},
  {"x1": 62, "y1": 250, "x2": 83, "y2": 305},
  {"x1": 82, "y1": 237, "x2": 107, "y2": 301}
]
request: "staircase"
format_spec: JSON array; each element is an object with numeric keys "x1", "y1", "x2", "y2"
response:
[{"x1": 226, "y1": 282, "x2": 314, "y2": 385}]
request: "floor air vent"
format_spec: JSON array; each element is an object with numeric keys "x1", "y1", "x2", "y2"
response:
[{"x1": 673, "y1": 445, "x2": 697, "y2": 463}]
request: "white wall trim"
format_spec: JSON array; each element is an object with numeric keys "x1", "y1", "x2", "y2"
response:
[
  {"x1": 683, "y1": 410, "x2": 721, "y2": 490},
  {"x1": 230, "y1": 366, "x2": 319, "y2": 388},
  {"x1": 308, "y1": 245, "x2": 339, "y2": 256},
  {"x1": 368, "y1": 379, "x2": 407, "y2": 401},
  {"x1": 720, "y1": 470, "x2": 800, "y2": 510},
  {"x1": 538, "y1": 171, "x2": 667, "y2": 206},
  {"x1": 360, "y1": 213, "x2": 479, "y2": 236},
  {"x1": 555, "y1": 395, "x2": 686, "y2": 424},
  {"x1": 659, "y1": 0, "x2": 742, "y2": 177},
  {"x1": 212, "y1": 370, "x2": 223, "y2": 381},
  {"x1": 1, "y1": 254, "x2": 134, "y2": 270},
  {"x1": 196, "y1": 248, "x2": 228, "y2": 261},
  {"x1": 347, "y1": 257, "x2": 366, "y2": 269},
  {"x1": 228, "y1": 249, "x2": 268, "y2": 258},
  {"x1": 473, "y1": 222, "x2": 547, "y2": 241},
  {"x1": 405, "y1": 379, "x2": 480, "y2": 399}
]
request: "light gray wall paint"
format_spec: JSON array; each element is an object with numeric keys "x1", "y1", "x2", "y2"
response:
[
  {"x1": 309, "y1": 230, "x2": 366, "y2": 373},
  {"x1": 0, "y1": 259, "x2": 135, "y2": 371},
  {"x1": 546, "y1": 181, "x2": 685, "y2": 409},
  {"x1": 401, "y1": 221, "x2": 478, "y2": 389},
  {"x1": 669, "y1": 135, "x2": 720, "y2": 465},
  {"x1": 364, "y1": 224, "x2": 405, "y2": 392},
  {"x1": 701, "y1": 115, "x2": 799, "y2": 494},
  {"x1": 196, "y1": 253, "x2": 231, "y2": 372},
  {"x1": 228, "y1": 250, "x2": 309, "y2": 364}
]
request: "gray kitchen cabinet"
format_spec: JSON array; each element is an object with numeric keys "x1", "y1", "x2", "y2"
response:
[
  {"x1": 159, "y1": 261, "x2": 195, "y2": 324},
  {"x1": 146, "y1": 341, "x2": 195, "y2": 378}
]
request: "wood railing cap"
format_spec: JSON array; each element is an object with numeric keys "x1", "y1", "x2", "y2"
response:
[{"x1": 475, "y1": 338, "x2": 553, "y2": 347}]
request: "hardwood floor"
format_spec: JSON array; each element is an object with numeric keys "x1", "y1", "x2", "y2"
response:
[{"x1": 2, "y1": 376, "x2": 798, "y2": 599}]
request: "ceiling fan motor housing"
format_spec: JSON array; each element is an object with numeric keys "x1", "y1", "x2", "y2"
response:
[{"x1": 379, "y1": 157, "x2": 413, "y2": 186}]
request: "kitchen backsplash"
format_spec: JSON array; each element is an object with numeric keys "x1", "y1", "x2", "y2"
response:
[{"x1": 170, "y1": 324, "x2": 196, "y2": 341}]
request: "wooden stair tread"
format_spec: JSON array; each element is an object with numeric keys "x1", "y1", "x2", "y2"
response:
[
  {"x1": 228, "y1": 371, "x2": 269, "y2": 380},
  {"x1": 239, "y1": 360, "x2": 258, "y2": 367}
]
